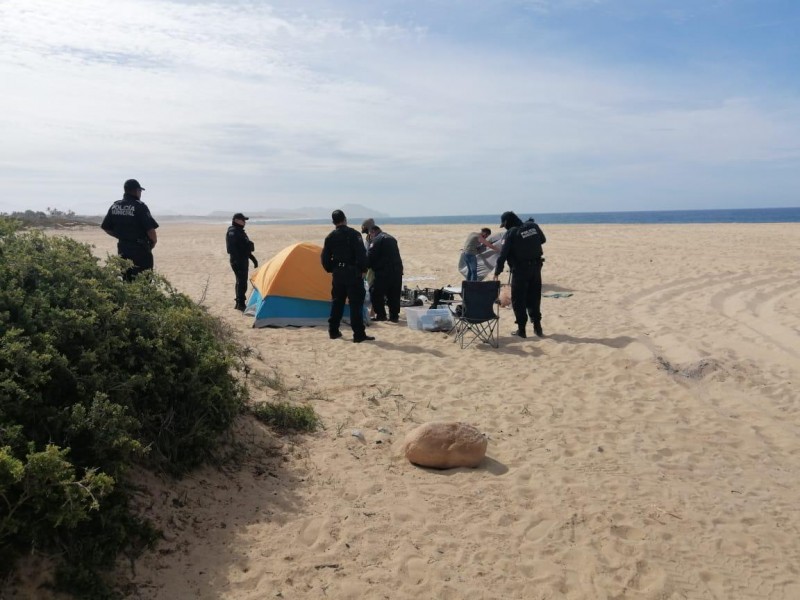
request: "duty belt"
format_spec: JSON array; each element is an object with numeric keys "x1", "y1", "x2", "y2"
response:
[{"x1": 336, "y1": 262, "x2": 352, "y2": 267}]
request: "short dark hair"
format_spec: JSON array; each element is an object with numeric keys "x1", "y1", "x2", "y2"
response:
[
  {"x1": 331, "y1": 209, "x2": 346, "y2": 225},
  {"x1": 369, "y1": 225, "x2": 381, "y2": 234},
  {"x1": 481, "y1": 227, "x2": 491, "y2": 236},
  {"x1": 361, "y1": 218, "x2": 375, "y2": 233}
]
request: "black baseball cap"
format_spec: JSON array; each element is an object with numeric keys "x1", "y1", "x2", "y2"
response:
[
  {"x1": 233, "y1": 213, "x2": 249, "y2": 221},
  {"x1": 500, "y1": 211, "x2": 521, "y2": 228},
  {"x1": 124, "y1": 179, "x2": 145, "y2": 192}
]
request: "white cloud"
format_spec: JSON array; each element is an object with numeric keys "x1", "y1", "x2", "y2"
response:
[{"x1": 0, "y1": 0, "x2": 798, "y2": 216}]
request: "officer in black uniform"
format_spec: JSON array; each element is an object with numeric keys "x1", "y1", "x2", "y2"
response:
[
  {"x1": 226, "y1": 213, "x2": 258, "y2": 311},
  {"x1": 101, "y1": 179, "x2": 159, "y2": 281},
  {"x1": 367, "y1": 225, "x2": 404, "y2": 322},
  {"x1": 321, "y1": 210, "x2": 374, "y2": 343},
  {"x1": 494, "y1": 211, "x2": 547, "y2": 338}
]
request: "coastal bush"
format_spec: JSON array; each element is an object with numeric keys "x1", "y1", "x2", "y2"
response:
[
  {"x1": 0, "y1": 218, "x2": 248, "y2": 595},
  {"x1": 252, "y1": 401, "x2": 320, "y2": 433}
]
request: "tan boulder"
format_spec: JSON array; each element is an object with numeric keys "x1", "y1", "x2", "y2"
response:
[{"x1": 403, "y1": 422, "x2": 487, "y2": 469}]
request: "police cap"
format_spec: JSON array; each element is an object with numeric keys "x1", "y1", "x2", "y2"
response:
[{"x1": 124, "y1": 179, "x2": 145, "y2": 192}]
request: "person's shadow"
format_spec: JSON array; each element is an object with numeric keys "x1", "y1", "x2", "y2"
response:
[{"x1": 546, "y1": 333, "x2": 635, "y2": 349}]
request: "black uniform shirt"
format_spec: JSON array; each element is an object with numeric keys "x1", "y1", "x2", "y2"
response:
[
  {"x1": 367, "y1": 231, "x2": 403, "y2": 274},
  {"x1": 495, "y1": 220, "x2": 546, "y2": 275},
  {"x1": 101, "y1": 194, "x2": 159, "y2": 245},
  {"x1": 321, "y1": 225, "x2": 367, "y2": 273},
  {"x1": 226, "y1": 224, "x2": 255, "y2": 261}
]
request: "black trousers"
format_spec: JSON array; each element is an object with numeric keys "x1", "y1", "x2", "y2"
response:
[
  {"x1": 510, "y1": 263, "x2": 543, "y2": 329},
  {"x1": 371, "y1": 267, "x2": 403, "y2": 320},
  {"x1": 329, "y1": 267, "x2": 366, "y2": 338},
  {"x1": 118, "y1": 241, "x2": 153, "y2": 281},
  {"x1": 230, "y1": 258, "x2": 249, "y2": 307}
]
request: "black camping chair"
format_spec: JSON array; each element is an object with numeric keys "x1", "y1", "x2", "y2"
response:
[{"x1": 452, "y1": 280, "x2": 500, "y2": 349}]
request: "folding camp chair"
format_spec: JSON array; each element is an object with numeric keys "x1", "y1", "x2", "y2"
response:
[{"x1": 452, "y1": 280, "x2": 500, "y2": 349}]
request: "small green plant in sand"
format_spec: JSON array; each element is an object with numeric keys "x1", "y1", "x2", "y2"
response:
[
  {"x1": 252, "y1": 401, "x2": 320, "y2": 433},
  {"x1": 252, "y1": 367, "x2": 290, "y2": 395}
]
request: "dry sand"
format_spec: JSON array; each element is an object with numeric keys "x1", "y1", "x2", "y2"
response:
[{"x1": 30, "y1": 222, "x2": 800, "y2": 598}]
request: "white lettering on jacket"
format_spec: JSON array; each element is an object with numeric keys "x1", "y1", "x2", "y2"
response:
[{"x1": 111, "y1": 205, "x2": 135, "y2": 217}]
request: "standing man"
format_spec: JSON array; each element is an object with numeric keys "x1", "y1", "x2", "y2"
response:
[
  {"x1": 360, "y1": 218, "x2": 377, "y2": 317},
  {"x1": 321, "y1": 210, "x2": 374, "y2": 343},
  {"x1": 226, "y1": 213, "x2": 258, "y2": 311},
  {"x1": 461, "y1": 228, "x2": 500, "y2": 282},
  {"x1": 360, "y1": 218, "x2": 375, "y2": 250},
  {"x1": 493, "y1": 211, "x2": 546, "y2": 338},
  {"x1": 368, "y1": 225, "x2": 404, "y2": 322},
  {"x1": 101, "y1": 179, "x2": 159, "y2": 281}
]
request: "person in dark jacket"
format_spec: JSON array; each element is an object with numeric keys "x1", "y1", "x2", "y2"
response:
[
  {"x1": 226, "y1": 213, "x2": 258, "y2": 311},
  {"x1": 321, "y1": 210, "x2": 374, "y2": 343},
  {"x1": 493, "y1": 211, "x2": 546, "y2": 338},
  {"x1": 101, "y1": 179, "x2": 159, "y2": 281},
  {"x1": 367, "y1": 225, "x2": 404, "y2": 322}
]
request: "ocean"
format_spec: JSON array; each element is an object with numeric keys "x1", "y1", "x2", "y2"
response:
[{"x1": 260, "y1": 207, "x2": 800, "y2": 226}]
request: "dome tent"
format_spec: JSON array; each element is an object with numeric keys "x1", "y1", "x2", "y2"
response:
[{"x1": 245, "y1": 242, "x2": 364, "y2": 327}]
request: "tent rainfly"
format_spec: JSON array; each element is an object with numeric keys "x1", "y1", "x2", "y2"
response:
[{"x1": 245, "y1": 241, "x2": 363, "y2": 327}]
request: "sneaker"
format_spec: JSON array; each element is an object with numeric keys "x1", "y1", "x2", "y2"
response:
[
  {"x1": 511, "y1": 328, "x2": 527, "y2": 338},
  {"x1": 353, "y1": 335, "x2": 376, "y2": 343},
  {"x1": 533, "y1": 323, "x2": 544, "y2": 337},
  {"x1": 329, "y1": 330, "x2": 343, "y2": 340}
]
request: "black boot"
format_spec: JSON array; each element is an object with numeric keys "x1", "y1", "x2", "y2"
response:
[
  {"x1": 533, "y1": 322, "x2": 544, "y2": 337},
  {"x1": 511, "y1": 327, "x2": 527, "y2": 338},
  {"x1": 235, "y1": 301, "x2": 245, "y2": 312}
]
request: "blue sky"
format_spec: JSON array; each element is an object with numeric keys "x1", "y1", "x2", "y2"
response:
[{"x1": 0, "y1": 0, "x2": 798, "y2": 217}]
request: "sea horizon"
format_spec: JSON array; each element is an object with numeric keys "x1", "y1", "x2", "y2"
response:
[{"x1": 246, "y1": 206, "x2": 800, "y2": 226}]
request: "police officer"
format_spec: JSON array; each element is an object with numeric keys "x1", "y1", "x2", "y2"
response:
[
  {"x1": 367, "y1": 225, "x2": 404, "y2": 322},
  {"x1": 226, "y1": 213, "x2": 258, "y2": 311},
  {"x1": 101, "y1": 179, "x2": 159, "y2": 280},
  {"x1": 493, "y1": 211, "x2": 547, "y2": 338},
  {"x1": 321, "y1": 210, "x2": 374, "y2": 343}
]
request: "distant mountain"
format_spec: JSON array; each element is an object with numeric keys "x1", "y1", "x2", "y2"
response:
[{"x1": 207, "y1": 204, "x2": 389, "y2": 220}]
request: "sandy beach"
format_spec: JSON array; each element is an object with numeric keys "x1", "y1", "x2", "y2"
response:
[{"x1": 39, "y1": 222, "x2": 800, "y2": 599}]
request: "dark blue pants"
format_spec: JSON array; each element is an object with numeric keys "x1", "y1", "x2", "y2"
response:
[
  {"x1": 510, "y1": 263, "x2": 543, "y2": 329},
  {"x1": 118, "y1": 241, "x2": 153, "y2": 281},
  {"x1": 329, "y1": 267, "x2": 366, "y2": 338},
  {"x1": 230, "y1": 258, "x2": 249, "y2": 307},
  {"x1": 371, "y1": 266, "x2": 403, "y2": 320}
]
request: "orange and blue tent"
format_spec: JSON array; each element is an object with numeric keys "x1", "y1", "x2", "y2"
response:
[{"x1": 245, "y1": 242, "x2": 361, "y2": 327}]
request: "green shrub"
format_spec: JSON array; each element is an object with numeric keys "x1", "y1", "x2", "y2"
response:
[
  {"x1": 0, "y1": 218, "x2": 248, "y2": 595},
  {"x1": 252, "y1": 401, "x2": 320, "y2": 433}
]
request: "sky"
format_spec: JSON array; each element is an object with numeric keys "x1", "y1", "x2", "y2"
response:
[{"x1": 1, "y1": 0, "x2": 798, "y2": 217}]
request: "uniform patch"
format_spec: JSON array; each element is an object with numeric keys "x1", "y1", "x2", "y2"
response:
[{"x1": 111, "y1": 204, "x2": 136, "y2": 217}]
